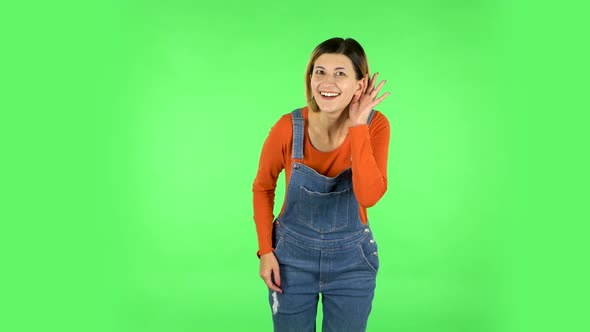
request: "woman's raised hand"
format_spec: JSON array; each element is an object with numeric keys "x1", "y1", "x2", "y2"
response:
[{"x1": 348, "y1": 72, "x2": 390, "y2": 126}]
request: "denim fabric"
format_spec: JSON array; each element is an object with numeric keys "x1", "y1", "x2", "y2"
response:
[{"x1": 268, "y1": 109, "x2": 379, "y2": 332}]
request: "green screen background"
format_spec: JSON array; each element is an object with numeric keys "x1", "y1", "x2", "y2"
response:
[{"x1": 2, "y1": 0, "x2": 588, "y2": 331}]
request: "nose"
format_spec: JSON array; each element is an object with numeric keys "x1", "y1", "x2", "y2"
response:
[{"x1": 320, "y1": 74, "x2": 337, "y2": 85}]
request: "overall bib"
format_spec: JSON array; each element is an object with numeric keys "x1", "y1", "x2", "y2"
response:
[{"x1": 269, "y1": 108, "x2": 379, "y2": 332}]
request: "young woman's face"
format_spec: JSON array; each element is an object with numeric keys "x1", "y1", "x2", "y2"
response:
[{"x1": 310, "y1": 53, "x2": 364, "y2": 114}]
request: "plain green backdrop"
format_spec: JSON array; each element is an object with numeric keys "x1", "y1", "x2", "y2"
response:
[{"x1": 1, "y1": 0, "x2": 588, "y2": 331}]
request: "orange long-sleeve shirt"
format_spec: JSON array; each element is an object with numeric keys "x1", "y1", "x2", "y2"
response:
[{"x1": 252, "y1": 107, "x2": 390, "y2": 256}]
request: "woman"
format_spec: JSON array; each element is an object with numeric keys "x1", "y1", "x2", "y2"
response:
[{"x1": 252, "y1": 37, "x2": 390, "y2": 332}]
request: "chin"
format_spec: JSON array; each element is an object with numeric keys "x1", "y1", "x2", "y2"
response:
[
  {"x1": 324, "y1": 108, "x2": 343, "y2": 114},
  {"x1": 314, "y1": 101, "x2": 341, "y2": 113},
  {"x1": 317, "y1": 103, "x2": 347, "y2": 114}
]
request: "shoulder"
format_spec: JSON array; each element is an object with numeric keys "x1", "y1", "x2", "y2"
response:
[
  {"x1": 271, "y1": 111, "x2": 295, "y2": 133},
  {"x1": 271, "y1": 107, "x2": 307, "y2": 132},
  {"x1": 265, "y1": 108, "x2": 305, "y2": 145},
  {"x1": 273, "y1": 113, "x2": 292, "y2": 131},
  {"x1": 369, "y1": 110, "x2": 390, "y2": 131}
]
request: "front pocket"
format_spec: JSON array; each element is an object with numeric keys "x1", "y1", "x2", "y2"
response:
[
  {"x1": 358, "y1": 238, "x2": 379, "y2": 273},
  {"x1": 298, "y1": 186, "x2": 350, "y2": 232},
  {"x1": 273, "y1": 235, "x2": 286, "y2": 258}
]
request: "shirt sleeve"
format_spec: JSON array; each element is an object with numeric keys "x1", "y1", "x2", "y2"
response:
[
  {"x1": 348, "y1": 111, "x2": 390, "y2": 207},
  {"x1": 252, "y1": 115, "x2": 290, "y2": 256}
]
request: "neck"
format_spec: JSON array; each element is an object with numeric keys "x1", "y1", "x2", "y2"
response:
[{"x1": 309, "y1": 107, "x2": 351, "y2": 138}]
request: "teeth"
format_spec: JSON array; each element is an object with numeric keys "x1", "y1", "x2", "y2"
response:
[{"x1": 320, "y1": 92, "x2": 340, "y2": 97}]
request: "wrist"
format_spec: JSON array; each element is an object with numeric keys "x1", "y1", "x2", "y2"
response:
[
  {"x1": 349, "y1": 114, "x2": 369, "y2": 127},
  {"x1": 258, "y1": 249, "x2": 274, "y2": 258},
  {"x1": 349, "y1": 122, "x2": 368, "y2": 129}
]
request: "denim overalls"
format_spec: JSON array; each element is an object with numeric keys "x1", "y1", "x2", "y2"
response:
[{"x1": 269, "y1": 108, "x2": 379, "y2": 332}]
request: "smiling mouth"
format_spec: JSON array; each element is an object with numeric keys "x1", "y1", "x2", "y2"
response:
[{"x1": 320, "y1": 91, "x2": 341, "y2": 98}]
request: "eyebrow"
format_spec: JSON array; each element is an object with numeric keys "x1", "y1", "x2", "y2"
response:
[{"x1": 314, "y1": 65, "x2": 348, "y2": 71}]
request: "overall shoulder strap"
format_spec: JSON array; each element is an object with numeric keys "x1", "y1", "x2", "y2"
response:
[
  {"x1": 367, "y1": 109, "x2": 375, "y2": 127},
  {"x1": 291, "y1": 109, "x2": 304, "y2": 160}
]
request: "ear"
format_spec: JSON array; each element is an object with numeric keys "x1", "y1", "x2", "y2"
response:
[{"x1": 354, "y1": 75, "x2": 366, "y2": 99}]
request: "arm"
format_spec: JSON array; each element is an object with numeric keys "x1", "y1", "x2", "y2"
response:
[
  {"x1": 347, "y1": 72, "x2": 391, "y2": 208},
  {"x1": 252, "y1": 115, "x2": 290, "y2": 256},
  {"x1": 252, "y1": 115, "x2": 290, "y2": 293},
  {"x1": 349, "y1": 112, "x2": 390, "y2": 207}
]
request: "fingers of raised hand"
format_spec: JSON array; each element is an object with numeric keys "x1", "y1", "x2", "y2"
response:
[
  {"x1": 357, "y1": 73, "x2": 390, "y2": 110},
  {"x1": 373, "y1": 91, "x2": 391, "y2": 107},
  {"x1": 365, "y1": 72, "x2": 379, "y2": 94},
  {"x1": 371, "y1": 79, "x2": 386, "y2": 97}
]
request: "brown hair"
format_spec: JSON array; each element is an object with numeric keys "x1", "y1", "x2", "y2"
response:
[{"x1": 305, "y1": 37, "x2": 370, "y2": 113}]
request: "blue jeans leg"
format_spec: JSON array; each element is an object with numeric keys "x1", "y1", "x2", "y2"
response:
[
  {"x1": 319, "y1": 242, "x2": 378, "y2": 332},
  {"x1": 321, "y1": 291, "x2": 375, "y2": 332},
  {"x1": 269, "y1": 290, "x2": 319, "y2": 332}
]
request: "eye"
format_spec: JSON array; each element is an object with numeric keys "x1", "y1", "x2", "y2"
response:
[
  {"x1": 315, "y1": 69, "x2": 325, "y2": 75},
  {"x1": 336, "y1": 71, "x2": 346, "y2": 76}
]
